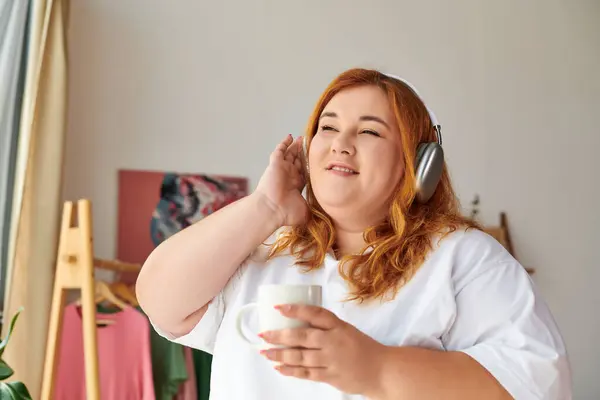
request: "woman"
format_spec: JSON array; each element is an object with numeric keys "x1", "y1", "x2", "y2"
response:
[{"x1": 136, "y1": 68, "x2": 571, "y2": 399}]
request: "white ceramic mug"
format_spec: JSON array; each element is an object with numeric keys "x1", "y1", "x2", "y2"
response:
[{"x1": 236, "y1": 284, "x2": 322, "y2": 348}]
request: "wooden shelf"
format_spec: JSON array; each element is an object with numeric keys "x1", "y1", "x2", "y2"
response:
[{"x1": 483, "y1": 212, "x2": 535, "y2": 275}]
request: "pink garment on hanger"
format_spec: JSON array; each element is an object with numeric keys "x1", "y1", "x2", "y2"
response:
[
  {"x1": 174, "y1": 346, "x2": 198, "y2": 400},
  {"x1": 53, "y1": 304, "x2": 155, "y2": 400}
]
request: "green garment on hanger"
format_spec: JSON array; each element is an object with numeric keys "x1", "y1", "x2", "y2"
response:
[
  {"x1": 149, "y1": 324, "x2": 189, "y2": 400},
  {"x1": 95, "y1": 304, "x2": 189, "y2": 400},
  {"x1": 137, "y1": 306, "x2": 189, "y2": 400},
  {"x1": 192, "y1": 350, "x2": 212, "y2": 400}
]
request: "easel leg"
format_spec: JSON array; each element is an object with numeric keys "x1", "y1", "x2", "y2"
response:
[
  {"x1": 81, "y1": 276, "x2": 100, "y2": 400},
  {"x1": 79, "y1": 200, "x2": 100, "y2": 400},
  {"x1": 40, "y1": 281, "x2": 67, "y2": 399}
]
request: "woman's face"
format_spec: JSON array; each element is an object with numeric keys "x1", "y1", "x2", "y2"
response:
[{"x1": 308, "y1": 85, "x2": 404, "y2": 227}]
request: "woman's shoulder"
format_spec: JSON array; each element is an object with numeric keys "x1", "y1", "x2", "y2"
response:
[
  {"x1": 223, "y1": 227, "x2": 297, "y2": 294},
  {"x1": 430, "y1": 226, "x2": 527, "y2": 290},
  {"x1": 433, "y1": 226, "x2": 514, "y2": 261}
]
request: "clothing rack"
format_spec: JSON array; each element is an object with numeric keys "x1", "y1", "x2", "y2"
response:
[{"x1": 40, "y1": 199, "x2": 141, "y2": 400}]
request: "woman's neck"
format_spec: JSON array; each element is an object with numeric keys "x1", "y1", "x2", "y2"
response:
[
  {"x1": 333, "y1": 226, "x2": 367, "y2": 257},
  {"x1": 330, "y1": 211, "x2": 387, "y2": 257}
]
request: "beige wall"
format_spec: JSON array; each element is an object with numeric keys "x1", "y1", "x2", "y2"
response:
[{"x1": 63, "y1": 1, "x2": 600, "y2": 398}]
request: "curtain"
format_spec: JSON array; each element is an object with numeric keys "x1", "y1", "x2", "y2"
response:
[
  {"x1": 0, "y1": 0, "x2": 30, "y2": 316},
  {"x1": 1, "y1": 0, "x2": 70, "y2": 398}
]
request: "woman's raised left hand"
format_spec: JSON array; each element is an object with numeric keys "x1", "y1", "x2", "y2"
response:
[{"x1": 258, "y1": 304, "x2": 387, "y2": 397}]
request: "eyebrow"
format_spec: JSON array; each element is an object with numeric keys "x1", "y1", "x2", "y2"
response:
[{"x1": 319, "y1": 111, "x2": 391, "y2": 129}]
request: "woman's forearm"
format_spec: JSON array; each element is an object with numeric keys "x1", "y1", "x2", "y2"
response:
[
  {"x1": 368, "y1": 346, "x2": 512, "y2": 400},
  {"x1": 136, "y1": 192, "x2": 282, "y2": 334}
]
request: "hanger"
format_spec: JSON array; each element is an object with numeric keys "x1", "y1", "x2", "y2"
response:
[
  {"x1": 74, "y1": 280, "x2": 128, "y2": 325},
  {"x1": 95, "y1": 281, "x2": 128, "y2": 309},
  {"x1": 94, "y1": 281, "x2": 129, "y2": 325},
  {"x1": 110, "y1": 281, "x2": 138, "y2": 307}
]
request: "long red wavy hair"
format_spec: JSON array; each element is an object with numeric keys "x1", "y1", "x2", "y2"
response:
[{"x1": 267, "y1": 68, "x2": 479, "y2": 303}]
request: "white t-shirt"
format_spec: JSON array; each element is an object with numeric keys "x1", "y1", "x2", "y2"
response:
[{"x1": 153, "y1": 228, "x2": 572, "y2": 399}]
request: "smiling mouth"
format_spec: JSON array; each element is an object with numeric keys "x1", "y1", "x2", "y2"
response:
[{"x1": 326, "y1": 166, "x2": 359, "y2": 174}]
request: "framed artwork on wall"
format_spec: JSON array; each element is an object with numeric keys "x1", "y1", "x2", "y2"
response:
[{"x1": 116, "y1": 169, "x2": 249, "y2": 279}]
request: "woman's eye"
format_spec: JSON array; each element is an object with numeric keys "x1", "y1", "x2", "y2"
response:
[
  {"x1": 321, "y1": 125, "x2": 335, "y2": 131},
  {"x1": 362, "y1": 129, "x2": 380, "y2": 137}
]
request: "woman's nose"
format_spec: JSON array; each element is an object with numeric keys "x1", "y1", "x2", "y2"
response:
[{"x1": 331, "y1": 134, "x2": 356, "y2": 156}]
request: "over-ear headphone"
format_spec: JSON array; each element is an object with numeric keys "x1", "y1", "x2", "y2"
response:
[
  {"x1": 383, "y1": 73, "x2": 444, "y2": 203},
  {"x1": 302, "y1": 73, "x2": 444, "y2": 204}
]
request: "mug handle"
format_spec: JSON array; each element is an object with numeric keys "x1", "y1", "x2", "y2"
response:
[{"x1": 236, "y1": 302, "x2": 262, "y2": 346}]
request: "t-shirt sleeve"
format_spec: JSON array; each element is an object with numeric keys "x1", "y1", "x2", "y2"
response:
[{"x1": 442, "y1": 254, "x2": 572, "y2": 399}]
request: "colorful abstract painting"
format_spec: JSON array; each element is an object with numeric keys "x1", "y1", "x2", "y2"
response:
[{"x1": 116, "y1": 169, "x2": 249, "y2": 278}]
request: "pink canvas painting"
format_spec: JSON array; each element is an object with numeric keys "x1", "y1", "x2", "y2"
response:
[{"x1": 117, "y1": 169, "x2": 248, "y2": 281}]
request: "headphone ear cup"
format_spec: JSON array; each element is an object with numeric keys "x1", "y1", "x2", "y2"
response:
[
  {"x1": 414, "y1": 143, "x2": 444, "y2": 203},
  {"x1": 415, "y1": 142, "x2": 429, "y2": 166}
]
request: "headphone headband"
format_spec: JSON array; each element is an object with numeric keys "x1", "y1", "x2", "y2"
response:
[{"x1": 382, "y1": 73, "x2": 442, "y2": 146}]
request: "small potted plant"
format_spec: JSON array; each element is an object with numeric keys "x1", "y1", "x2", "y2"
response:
[{"x1": 0, "y1": 307, "x2": 32, "y2": 399}]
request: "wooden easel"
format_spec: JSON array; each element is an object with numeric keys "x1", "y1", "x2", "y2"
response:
[{"x1": 40, "y1": 199, "x2": 141, "y2": 400}]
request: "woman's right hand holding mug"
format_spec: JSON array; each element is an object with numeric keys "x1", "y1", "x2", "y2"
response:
[{"x1": 254, "y1": 134, "x2": 308, "y2": 227}]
